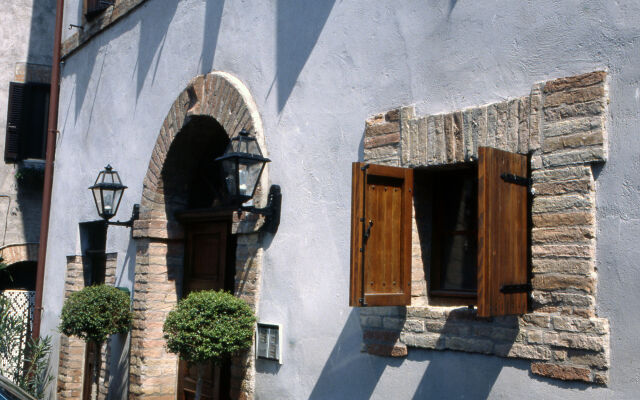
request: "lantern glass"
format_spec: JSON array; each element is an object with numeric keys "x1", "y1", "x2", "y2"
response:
[
  {"x1": 89, "y1": 165, "x2": 127, "y2": 220},
  {"x1": 216, "y1": 130, "x2": 270, "y2": 204}
]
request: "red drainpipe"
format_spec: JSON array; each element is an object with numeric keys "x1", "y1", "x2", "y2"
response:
[{"x1": 32, "y1": 0, "x2": 64, "y2": 340}]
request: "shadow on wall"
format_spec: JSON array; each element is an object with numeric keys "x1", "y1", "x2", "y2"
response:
[
  {"x1": 308, "y1": 310, "x2": 402, "y2": 400},
  {"x1": 71, "y1": 0, "x2": 179, "y2": 125},
  {"x1": 307, "y1": 308, "x2": 532, "y2": 399},
  {"x1": 107, "y1": 239, "x2": 137, "y2": 399},
  {"x1": 273, "y1": 0, "x2": 336, "y2": 112},
  {"x1": 199, "y1": 0, "x2": 225, "y2": 74},
  {"x1": 134, "y1": 1, "x2": 178, "y2": 98}
]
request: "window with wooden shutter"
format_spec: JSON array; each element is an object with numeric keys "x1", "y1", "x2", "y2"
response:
[
  {"x1": 4, "y1": 82, "x2": 50, "y2": 163},
  {"x1": 477, "y1": 147, "x2": 529, "y2": 317},
  {"x1": 5, "y1": 82, "x2": 25, "y2": 162},
  {"x1": 350, "y1": 163, "x2": 413, "y2": 307}
]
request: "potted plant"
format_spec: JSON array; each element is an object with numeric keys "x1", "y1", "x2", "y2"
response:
[
  {"x1": 163, "y1": 290, "x2": 255, "y2": 400},
  {"x1": 59, "y1": 285, "x2": 132, "y2": 399}
]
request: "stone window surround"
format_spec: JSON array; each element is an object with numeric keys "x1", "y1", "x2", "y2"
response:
[{"x1": 359, "y1": 71, "x2": 610, "y2": 385}]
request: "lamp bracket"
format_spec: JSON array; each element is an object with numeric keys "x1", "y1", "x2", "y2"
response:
[
  {"x1": 107, "y1": 204, "x2": 140, "y2": 227},
  {"x1": 239, "y1": 185, "x2": 281, "y2": 234}
]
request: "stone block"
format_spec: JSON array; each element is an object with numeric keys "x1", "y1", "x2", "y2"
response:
[
  {"x1": 404, "y1": 319, "x2": 425, "y2": 333},
  {"x1": 566, "y1": 349, "x2": 609, "y2": 369},
  {"x1": 531, "y1": 291, "x2": 595, "y2": 309},
  {"x1": 543, "y1": 130, "x2": 604, "y2": 153},
  {"x1": 519, "y1": 314, "x2": 551, "y2": 328},
  {"x1": 445, "y1": 337, "x2": 493, "y2": 354},
  {"x1": 494, "y1": 343, "x2": 552, "y2": 360},
  {"x1": 462, "y1": 109, "x2": 474, "y2": 160},
  {"x1": 551, "y1": 316, "x2": 608, "y2": 335},
  {"x1": 366, "y1": 121, "x2": 400, "y2": 137},
  {"x1": 530, "y1": 362, "x2": 592, "y2": 382},
  {"x1": 532, "y1": 194, "x2": 593, "y2": 214},
  {"x1": 532, "y1": 225, "x2": 594, "y2": 244},
  {"x1": 364, "y1": 144, "x2": 399, "y2": 162},
  {"x1": 532, "y1": 211, "x2": 594, "y2": 228},
  {"x1": 364, "y1": 132, "x2": 401, "y2": 149},
  {"x1": 532, "y1": 179, "x2": 592, "y2": 196},
  {"x1": 531, "y1": 243, "x2": 594, "y2": 259},
  {"x1": 543, "y1": 71, "x2": 606, "y2": 93},
  {"x1": 506, "y1": 98, "x2": 519, "y2": 152},
  {"x1": 532, "y1": 274, "x2": 596, "y2": 294},
  {"x1": 453, "y1": 111, "x2": 464, "y2": 161},
  {"x1": 542, "y1": 116, "x2": 604, "y2": 138},
  {"x1": 532, "y1": 258, "x2": 594, "y2": 275},
  {"x1": 543, "y1": 84, "x2": 605, "y2": 108},
  {"x1": 542, "y1": 146, "x2": 606, "y2": 166},
  {"x1": 471, "y1": 106, "x2": 487, "y2": 151},
  {"x1": 444, "y1": 114, "x2": 456, "y2": 163}
]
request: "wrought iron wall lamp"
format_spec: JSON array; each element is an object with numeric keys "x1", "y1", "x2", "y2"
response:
[
  {"x1": 89, "y1": 165, "x2": 140, "y2": 227},
  {"x1": 215, "y1": 130, "x2": 281, "y2": 234}
]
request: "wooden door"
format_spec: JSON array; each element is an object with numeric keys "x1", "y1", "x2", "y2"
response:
[{"x1": 178, "y1": 220, "x2": 233, "y2": 400}]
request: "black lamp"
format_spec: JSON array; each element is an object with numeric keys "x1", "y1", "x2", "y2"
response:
[
  {"x1": 215, "y1": 130, "x2": 281, "y2": 233},
  {"x1": 89, "y1": 165, "x2": 139, "y2": 227}
]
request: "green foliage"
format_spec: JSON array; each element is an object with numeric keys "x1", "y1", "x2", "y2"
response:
[
  {"x1": 59, "y1": 285, "x2": 132, "y2": 344},
  {"x1": 0, "y1": 297, "x2": 53, "y2": 399},
  {"x1": 14, "y1": 336, "x2": 54, "y2": 399},
  {"x1": 163, "y1": 290, "x2": 255, "y2": 365}
]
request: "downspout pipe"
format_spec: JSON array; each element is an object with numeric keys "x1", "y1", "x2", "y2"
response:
[{"x1": 32, "y1": 0, "x2": 64, "y2": 340}]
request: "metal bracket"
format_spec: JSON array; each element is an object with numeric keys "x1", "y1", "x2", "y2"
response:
[
  {"x1": 107, "y1": 204, "x2": 140, "y2": 227},
  {"x1": 500, "y1": 284, "x2": 531, "y2": 294},
  {"x1": 501, "y1": 173, "x2": 531, "y2": 187},
  {"x1": 361, "y1": 164, "x2": 370, "y2": 171},
  {"x1": 358, "y1": 297, "x2": 367, "y2": 306},
  {"x1": 239, "y1": 185, "x2": 282, "y2": 234}
]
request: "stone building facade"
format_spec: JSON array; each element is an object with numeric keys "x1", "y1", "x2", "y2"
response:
[{"x1": 38, "y1": 1, "x2": 640, "y2": 399}]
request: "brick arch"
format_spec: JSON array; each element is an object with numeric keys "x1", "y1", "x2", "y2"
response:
[
  {"x1": 129, "y1": 72, "x2": 266, "y2": 399},
  {"x1": 134, "y1": 71, "x2": 269, "y2": 239},
  {"x1": 0, "y1": 243, "x2": 38, "y2": 265}
]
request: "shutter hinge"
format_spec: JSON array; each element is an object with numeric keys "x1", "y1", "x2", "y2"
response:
[
  {"x1": 361, "y1": 164, "x2": 370, "y2": 171},
  {"x1": 500, "y1": 284, "x2": 531, "y2": 294},
  {"x1": 500, "y1": 173, "x2": 530, "y2": 187},
  {"x1": 358, "y1": 297, "x2": 367, "y2": 306}
]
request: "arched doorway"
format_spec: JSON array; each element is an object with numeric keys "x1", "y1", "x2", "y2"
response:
[{"x1": 130, "y1": 72, "x2": 267, "y2": 399}]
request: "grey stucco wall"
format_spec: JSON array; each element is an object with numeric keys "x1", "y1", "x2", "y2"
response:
[
  {"x1": 44, "y1": 0, "x2": 640, "y2": 398},
  {"x1": 0, "y1": 1, "x2": 55, "y2": 256}
]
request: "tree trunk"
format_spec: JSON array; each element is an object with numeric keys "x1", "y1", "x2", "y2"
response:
[
  {"x1": 195, "y1": 363, "x2": 204, "y2": 400},
  {"x1": 91, "y1": 341, "x2": 101, "y2": 400}
]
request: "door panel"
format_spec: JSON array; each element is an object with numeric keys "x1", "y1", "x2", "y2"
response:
[{"x1": 178, "y1": 220, "x2": 233, "y2": 400}]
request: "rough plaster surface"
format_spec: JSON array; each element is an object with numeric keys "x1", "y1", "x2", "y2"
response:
[
  {"x1": 41, "y1": 0, "x2": 640, "y2": 398},
  {"x1": 0, "y1": 1, "x2": 54, "y2": 253}
]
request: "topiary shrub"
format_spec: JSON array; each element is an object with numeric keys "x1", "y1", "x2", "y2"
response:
[
  {"x1": 163, "y1": 290, "x2": 255, "y2": 400},
  {"x1": 59, "y1": 284, "x2": 131, "y2": 399},
  {"x1": 59, "y1": 285, "x2": 132, "y2": 344}
]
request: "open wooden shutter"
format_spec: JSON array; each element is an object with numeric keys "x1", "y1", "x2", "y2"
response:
[
  {"x1": 350, "y1": 163, "x2": 413, "y2": 307},
  {"x1": 477, "y1": 147, "x2": 529, "y2": 317},
  {"x1": 5, "y1": 82, "x2": 25, "y2": 162}
]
